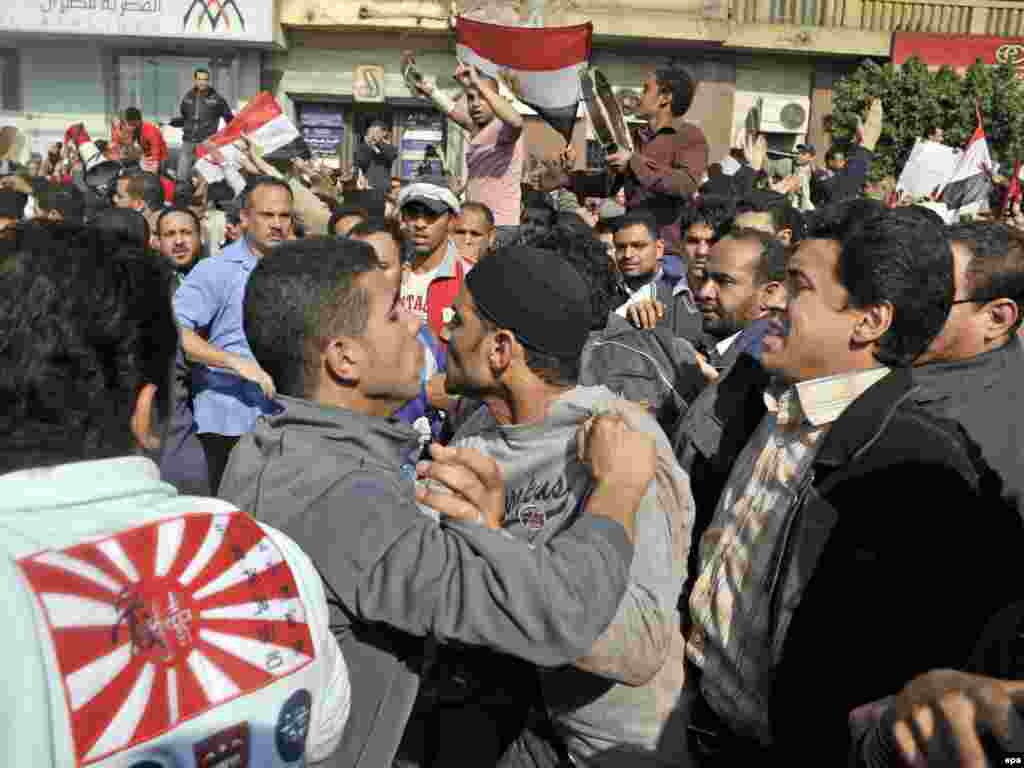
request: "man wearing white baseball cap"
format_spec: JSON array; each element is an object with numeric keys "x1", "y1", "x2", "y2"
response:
[{"x1": 398, "y1": 180, "x2": 468, "y2": 344}]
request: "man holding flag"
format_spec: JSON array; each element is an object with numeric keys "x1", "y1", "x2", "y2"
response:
[{"x1": 409, "y1": 53, "x2": 525, "y2": 238}]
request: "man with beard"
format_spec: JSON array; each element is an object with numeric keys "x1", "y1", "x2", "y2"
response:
[
  {"x1": 437, "y1": 245, "x2": 694, "y2": 767},
  {"x1": 156, "y1": 206, "x2": 202, "y2": 281},
  {"x1": 696, "y1": 228, "x2": 787, "y2": 369}
]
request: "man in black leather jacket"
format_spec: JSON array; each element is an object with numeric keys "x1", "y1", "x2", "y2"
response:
[{"x1": 173, "y1": 68, "x2": 234, "y2": 180}]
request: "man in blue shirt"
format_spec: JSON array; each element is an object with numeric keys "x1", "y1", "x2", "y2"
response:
[{"x1": 173, "y1": 175, "x2": 291, "y2": 491}]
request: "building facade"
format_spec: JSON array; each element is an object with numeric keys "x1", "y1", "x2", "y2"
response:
[{"x1": 0, "y1": 0, "x2": 280, "y2": 156}]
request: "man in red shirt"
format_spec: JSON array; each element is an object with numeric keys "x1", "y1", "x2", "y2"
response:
[{"x1": 122, "y1": 107, "x2": 169, "y2": 174}]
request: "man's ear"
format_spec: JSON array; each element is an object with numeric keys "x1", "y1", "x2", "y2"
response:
[
  {"x1": 853, "y1": 302, "x2": 893, "y2": 346},
  {"x1": 131, "y1": 383, "x2": 161, "y2": 454},
  {"x1": 488, "y1": 329, "x2": 517, "y2": 375},
  {"x1": 983, "y1": 298, "x2": 1019, "y2": 342},
  {"x1": 324, "y1": 336, "x2": 363, "y2": 386}
]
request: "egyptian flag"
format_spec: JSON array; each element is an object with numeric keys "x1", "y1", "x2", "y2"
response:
[
  {"x1": 455, "y1": 17, "x2": 591, "y2": 141},
  {"x1": 194, "y1": 91, "x2": 310, "y2": 185},
  {"x1": 941, "y1": 107, "x2": 993, "y2": 216}
]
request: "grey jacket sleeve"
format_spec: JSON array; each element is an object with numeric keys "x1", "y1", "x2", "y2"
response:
[
  {"x1": 573, "y1": 482, "x2": 675, "y2": 685},
  {"x1": 313, "y1": 472, "x2": 635, "y2": 668}
]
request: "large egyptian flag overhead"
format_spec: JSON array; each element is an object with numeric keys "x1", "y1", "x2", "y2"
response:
[
  {"x1": 941, "y1": 107, "x2": 993, "y2": 216},
  {"x1": 194, "y1": 91, "x2": 310, "y2": 186},
  {"x1": 455, "y1": 17, "x2": 591, "y2": 141}
]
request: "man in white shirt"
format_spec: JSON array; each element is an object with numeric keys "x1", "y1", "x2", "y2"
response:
[{"x1": 0, "y1": 222, "x2": 349, "y2": 767}]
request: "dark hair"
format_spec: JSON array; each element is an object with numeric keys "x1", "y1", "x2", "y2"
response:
[
  {"x1": 735, "y1": 191, "x2": 805, "y2": 243},
  {"x1": 889, "y1": 204, "x2": 946, "y2": 229},
  {"x1": 825, "y1": 145, "x2": 848, "y2": 165},
  {"x1": 594, "y1": 219, "x2": 615, "y2": 236},
  {"x1": 949, "y1": 222, "x2": 1024, "y2": 331},
  {"x1": 524, "y1": 226, "x2": 626, "y2": 332},
  {"x1": 348, "y1": 217, "x2": 409, "y2": 263},
  {"x1": 522, "y1": 188, "x2": 557, "y2": 213},
  {"x1": 0, "y1": 222, "x2": 177, "y2": 472},
  {"x1": 94, "y1": 139, "x2": 109, "y2": 155},
  {"x1": 682, "y1": 195, "x2": 736, "y2": 240},
  {"x1": 194, "y1": 67, "x2": 210, "y2": 79},
  {"x1": 122, "y1": 171, "x2": 166, "y2": 212},
  {"x1": 244, "y1": 237, "x2": 378, "y2": 398},
  {"x1": 369, "y1": 120, "x2": 389, "y2": 132},
  {"x1": 91, "y1": 207, "x2": 151, "y2": 252},
  {"x1": 123, "y1": 107, "x2": 143, "y2": 123},
  {"x1": 328, "y1": 205, "x2": 369, "y2": 235},
  {"x1": 242, "y1": 176, "x2": 294, "y2": 209},
  {"x1": 804, "y1": 198, "x2": 888, "y2": 242},
  {"x1": 155, "y1": 205, "x2": 201, "y2": 237},
  {"x1": 654, "y1": 67, "x2": 696, "y2": 117},
  {"x1": 839, "y1": 212, "x2": 954, "y2": 366},
  {"x1": 475, "y1": 308, "x2": 581, "y2": 387},
  {"x1": 555, "y1": 211, "x2": 595, "y2": 237},
  {"x1": 728, "y1": 227, "x2": 788, "y2": 284},
  {"x1": 460, "y1": 201, "x2": 495, "y2": 229},
  {"x1": 615, "y1": 210, "x2": 661, "y2": 242}
]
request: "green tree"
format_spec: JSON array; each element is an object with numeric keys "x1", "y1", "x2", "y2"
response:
[{"x1": 830, "y1": 56, "x2": 1024, "y2": 178}]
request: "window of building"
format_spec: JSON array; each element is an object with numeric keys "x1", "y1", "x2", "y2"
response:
[
  {"x1": 0, "y1": 49, "x2": 21, "y2": 111},
  {"x1": 115, "y1": 54, "x2": 237, "y2": 123}
]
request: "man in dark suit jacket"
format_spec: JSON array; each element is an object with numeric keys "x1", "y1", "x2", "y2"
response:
[{"x1": 679, "y1": 202, "x2": 1024, "y2": 765}]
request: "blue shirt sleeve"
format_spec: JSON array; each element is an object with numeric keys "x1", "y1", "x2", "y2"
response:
[{"x1": 173, "y1": 258, "x2": 223, "y2": 331}]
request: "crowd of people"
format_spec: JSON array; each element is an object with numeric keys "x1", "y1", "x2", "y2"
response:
[{"x1": 3, "y1": 55, "x2": 1024, "y2": 768}]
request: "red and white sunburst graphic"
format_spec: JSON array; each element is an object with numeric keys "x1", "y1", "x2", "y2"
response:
[{"x1": 17, "y1": 511, "x2": 315, "y2": 766}]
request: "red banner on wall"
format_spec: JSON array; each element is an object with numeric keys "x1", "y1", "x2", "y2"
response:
[{"x1": 893, "y1": 32, "x2": 1024, "y2": 77}]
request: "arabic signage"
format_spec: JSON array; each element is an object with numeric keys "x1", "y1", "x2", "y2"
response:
[
  {"x1": 893, "y1": 32, "x2": 1024, "y2": 79},
  {"x1": 353, "y1": 66, "x2": 385, "y2": 104},
  {"x1": 0, "y1": 0, "x2": 275, "y2": 43},
  {"x1": 298, "y1": 103, "x2": 345, "y2": 159}
]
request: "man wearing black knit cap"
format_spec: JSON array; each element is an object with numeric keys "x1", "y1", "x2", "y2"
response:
[{"x1": 429, "y1": 244, "x2": 694, "y2": 766}]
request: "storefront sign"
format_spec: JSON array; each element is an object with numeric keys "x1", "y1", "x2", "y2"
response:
[
  {"x1": 0, "y1": 0, "x2": 275, "y2": 44},
  {"x1": 893, "y1": 32, "x2": 1024, "y2": 79},
  {"x1": 400, "y1": 109, "x2": 444, "y2": 178},
  {"x1": 298, "y1": 103, "x2": 345, "y2": 159},
  {"x1": 354, "y1": 66, "x2": 386, "y2": 103}
]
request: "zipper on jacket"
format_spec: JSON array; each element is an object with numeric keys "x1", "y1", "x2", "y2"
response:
[{"x1": 766, "y1": 468, "x2": 815, "y2": 629}]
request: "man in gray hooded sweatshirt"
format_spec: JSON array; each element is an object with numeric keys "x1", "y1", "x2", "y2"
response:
[
  {"x1": 431, "y1": 242, "x2": 696, "y2": 766},
  {"x1": 218, "y1": 236, "x2": 657, "y2": 767}
]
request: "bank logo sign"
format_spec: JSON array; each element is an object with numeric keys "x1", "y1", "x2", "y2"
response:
[{"x1": 1, "y1": 0, "x2": 273, "y2": 43}]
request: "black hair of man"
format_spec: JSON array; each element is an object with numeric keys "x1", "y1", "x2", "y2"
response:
[
  {"x1": 460, "y1": 201, "x2": 495, "y2": 229},
  {"x1": 839, "y1": 212, "x2": 954, "y2": 367},
  {"x1": 729, "y1": 226, "x2": 788, "y2": 285},
  {"x1": 123, "y1": 171, "x2": 166, "y2": 213},
  {"x1": 369, "y1": 120, "x2": 389, "y2": 133},
  {"x1": 328, "y1": 205, "x2": 369, "y2": 235},
  {"x1": 522, "y1": 187, "x2": 557, "y2": 214},
  {"x1": 124, "y1": 107, "x2": 143, "y2": 123},
  {"x1": 681, "y1": 194, "x2": 736, "y2": 239},
  {"x1": 554, "y1": 211, "x2": 595, "y2": 238},
  {"x1": 614, "y1": 210, "x2": 660, "y2": 242},
  {"x1": 156, "y1": 205, "x2": 202, "y2": 237},
  {"x1": 348, "y1": 217, "x2": 410, "y2": 264},
  {"x1": 804, "y1": 198, "x2": 888, "y2": 242},
  {"x1": 949, "y1": 222, "x2": 1024, "y2": 332},
  {"x1": 242, "y1": 176, "x2": 294, "y2": 209},
  {"x1": 593, "y1": 219, "x2": 615, "y2": 237},
  {"x1": 194, "y1": 67, "x2": 210, "y2": 79},
  {"x1": 526, "y1": 225, "x2": 626, "y2": 331},
  {"x1": 825, "y1": 145, "x2": 848, "y2": 165},
  {"x1": 92, "y1": 207, "x2": 151, "y2": 252},
  {"x1": 888, "y1": 204, "x2": 946, "y2": 230},
  {"x1": 653, "y1": 67, "x2": 696, "y2": 117},
  {"x1": 94, "y1": 139, "x2": 109, "y2": 155},
  {"x1": 735, "y1": 190, "x2": 805, "y2": 243},
  {"x1": 243, "y1": 236, "x2": 378, "y2": 399},
  {"x1": 0, "y1": 222, "x2": 177, "y2": 473}
]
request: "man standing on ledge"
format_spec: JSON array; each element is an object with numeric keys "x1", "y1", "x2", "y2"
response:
[{"x1": 173, "y1": 67, "x2": 235, "y2": 181}]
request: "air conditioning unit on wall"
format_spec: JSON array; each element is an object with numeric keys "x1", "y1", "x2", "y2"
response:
[{"x1": 757, "y1": 95, "x2": 810, "y2": 134}]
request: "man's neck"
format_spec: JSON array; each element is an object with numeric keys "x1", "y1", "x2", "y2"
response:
[
  {"x1": 649, "y1": 110, "x2": 675, "y2": 134},
  {"x1": 487, "y1": 380, "x2": 574, "y2": 426},
  {"x1": 411, "y1": 242, "x2": 448, "y2": 273},
  {"x1": 625, "y1": 271, "x2": 657, "y2": 293},
  {"x1": 244, "y1": 236, "x2": 269, "y2": 260},
  {"x1": 314, "y1": 385, "x2": 400, "y2": 420}
]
